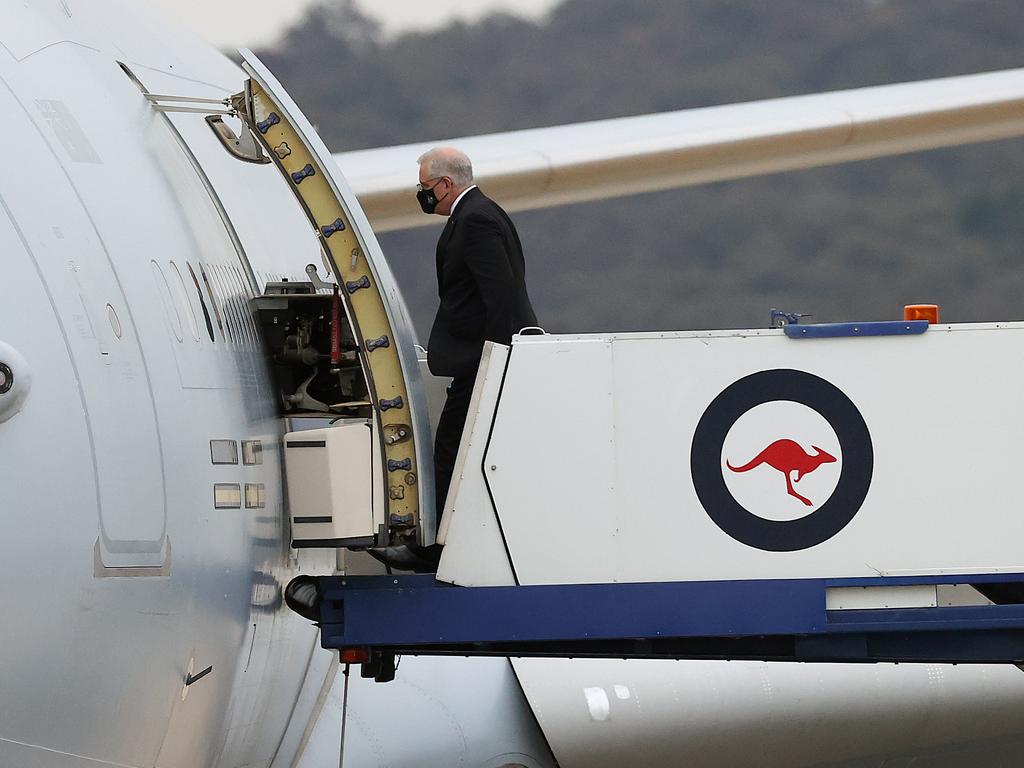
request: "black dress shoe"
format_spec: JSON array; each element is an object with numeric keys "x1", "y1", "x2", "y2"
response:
[
  {"x1": 418, "y1": 543, "x2": 444, "y2": 568},
  {"x1": 366, "y1": 544, "x2": 442, "y2": 573}
]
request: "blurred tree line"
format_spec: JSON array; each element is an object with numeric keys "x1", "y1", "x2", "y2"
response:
[{"x1": 258, "y1": 0, "x2": 1024, "y2": 335}]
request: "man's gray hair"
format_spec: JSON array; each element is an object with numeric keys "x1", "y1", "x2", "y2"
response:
[{"x1": 417, "y1": 146, "x2": 474, "y2": 187}]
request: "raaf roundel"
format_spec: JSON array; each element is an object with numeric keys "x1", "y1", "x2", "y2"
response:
[{"x1": 691, "y1": 369, "x2": 873, "y2": 552}]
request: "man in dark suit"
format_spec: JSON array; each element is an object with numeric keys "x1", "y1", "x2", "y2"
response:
[{"x1": 417, "y1": 146, "x2": 538, "y2": 528}]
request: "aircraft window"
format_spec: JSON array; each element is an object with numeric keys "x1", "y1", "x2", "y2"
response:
[
  {"x1": 203, "y1": 264, "x2": 226, "y2": 343},
  {"x1": 217, "y1": 264, "x2": 244, "y2": 345},
  {"x1": 170, "y1": 261, "x2": 201, "y2": 341},
  {"x1": 236, "y1": 273, "x2": 257, "y2": 346},
  {"x1": 207, "y1": 264, "x2": 231, "y2": 343},
  {"x1": 186, "y1": 262, "x2": 216, "y2": 342},
  {"x1": 231, "y1": 265, "x2": 259, "y2": 346},
  {"x1": 214, "y1": 263, "x2": 242, "y2": 345},
  {"x1": 225, "y1": 266, "x2": 249, "y2": 346},
  {"x1": 106, "y1": 304, "x2": 122, "y2": 339},
  {"x1": 151, "y1": 261, "x2": 183, "y2": 343},
  {"x1": 198, "y1": 263, "x2": 225, "y2": 341},
  {"x1": 239, "y1": 298, "x2": 254, "y2": 347},
  {"x1": 233, "y1": 264, "x2": 253, "y2": 300}
]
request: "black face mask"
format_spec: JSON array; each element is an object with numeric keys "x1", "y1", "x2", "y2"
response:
[{"x1": 416, "y1": 187, "x2": 439, "y2": 214}]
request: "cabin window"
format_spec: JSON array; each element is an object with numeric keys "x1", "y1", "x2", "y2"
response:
[
  {"x1": 170, "y1": 261, "x2": 201, "y2": 341},
  {"x1": 186, "y1": 261, "x2": 216, "y2": 342}
]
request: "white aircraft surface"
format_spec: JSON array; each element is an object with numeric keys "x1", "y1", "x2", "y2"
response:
[{"x1": 3, "y1": 2, "x2": 1024, "y2": 767}]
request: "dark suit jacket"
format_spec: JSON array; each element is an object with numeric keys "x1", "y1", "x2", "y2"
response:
[{"x1": 427, "y1": 187, "x2": 537, "y2": 378}]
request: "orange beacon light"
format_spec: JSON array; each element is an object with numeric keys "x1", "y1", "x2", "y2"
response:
[{"x1": 904, "y1": 304, "x2": 939, "y2": 324}]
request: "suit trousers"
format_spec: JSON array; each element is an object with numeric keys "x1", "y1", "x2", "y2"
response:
[{"x1": 433, "y1": 375, "x2": 475, "y2": 528}]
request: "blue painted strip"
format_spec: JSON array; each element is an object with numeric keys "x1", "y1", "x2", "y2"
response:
[
  {"x1": 784, "y1": 320, "x2": 929, "y2": 339},
  {"x1": 318, "y1": 572, "x2": 1024, "y2": 650},
  {"x1": 321, "y1": 576, "x2": 818, "y2": 647}
]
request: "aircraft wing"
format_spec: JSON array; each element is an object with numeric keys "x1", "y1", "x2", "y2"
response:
[{"x1": 335, "y1": 67, "x2": 1024, "y2": 232}]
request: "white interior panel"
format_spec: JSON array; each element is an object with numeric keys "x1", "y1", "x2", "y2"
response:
[{"x1": 285, "y1": 420, "x2": 381, "y2": 544}]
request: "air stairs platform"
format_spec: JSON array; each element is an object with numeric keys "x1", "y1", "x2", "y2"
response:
[{"x1": 316, "y1": 319, "x2": 1024, "y2": 674}]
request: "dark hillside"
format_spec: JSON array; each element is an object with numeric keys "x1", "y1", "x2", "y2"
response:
[{"x1": 258, "y1": 0, "x2": 1024, "y2": 336}]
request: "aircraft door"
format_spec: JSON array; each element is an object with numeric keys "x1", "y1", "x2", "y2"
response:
[
  {"x1": 0, "y1": 80, "x2": 167, "y2": 568},
  {"x1": 237, "y1": 51, "x2": 437, "y2": 546},
  {"x1": 68, "y1": 251, "x2": 168, "y2": 567}
]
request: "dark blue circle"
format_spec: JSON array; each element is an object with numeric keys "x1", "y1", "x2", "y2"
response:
[{"x1": 691, "y1": 369, "x2": 873, "y2": 552}]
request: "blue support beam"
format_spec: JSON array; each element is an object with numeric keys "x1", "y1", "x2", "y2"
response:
[{"x1": 317, "y1": 572, "x2": 1024, "y2": 665}]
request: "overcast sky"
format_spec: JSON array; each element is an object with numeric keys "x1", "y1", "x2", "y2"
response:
[{"x1": 146, "y1": 0, "x2": 561, "y2": 49}]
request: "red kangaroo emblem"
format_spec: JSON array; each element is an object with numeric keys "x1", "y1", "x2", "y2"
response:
[{"x1": 727, "y1": 439, "x2": 837, "y2": 507}]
